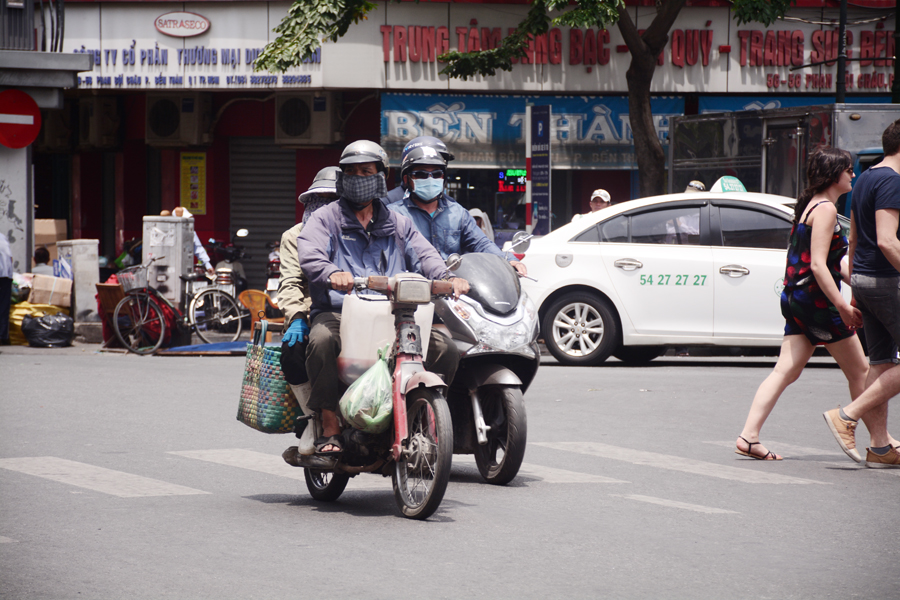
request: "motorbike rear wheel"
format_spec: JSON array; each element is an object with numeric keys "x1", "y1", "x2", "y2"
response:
[
  {"x1": 474, "y1": 385, "x2": 527, "y2": 485},
  {"x1": 304, "y1": 469, "x2": 350, "y2": 502},
  {"x1": 392, "y1": 389, "x2": 453, "y2": 520}
]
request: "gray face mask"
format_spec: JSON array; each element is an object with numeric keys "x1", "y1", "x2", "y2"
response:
[{"x1": 337, "y1": 172, "x2": 388, "y2": 206}]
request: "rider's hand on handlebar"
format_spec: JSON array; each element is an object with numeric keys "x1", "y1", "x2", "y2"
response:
[
  {"x1": 329, "y1": 271, "x2": 355, "y2": 293},
  {"x1": 283, "y1": 318, "x2": 309, "y2": 347},
  {"x1": 451, "y1": 277, "x2": 469, "y2": 299},
  {"x1": 510, "y1": 261, "x2": 527, "y2": 277}
]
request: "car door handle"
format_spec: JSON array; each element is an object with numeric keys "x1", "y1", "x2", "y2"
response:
[
  {"x1": 720, "y1": 265, "x2": 750, "y2": 277},
  {"x1": 614, "y1": 258, "x2": 643, "y2": 271}
]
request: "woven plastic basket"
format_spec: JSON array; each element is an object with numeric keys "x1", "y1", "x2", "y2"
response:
[
  {"x1": 237, "y1": 321, "x2": 299, "y2": 434},
  {"x1": 117, "y1": 265, "x2": 148, "y2": 292}
]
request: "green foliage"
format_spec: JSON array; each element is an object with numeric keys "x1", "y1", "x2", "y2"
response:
[
  {"x1": 731, "y1": 0, "x2": 795, "y2": 27},
  {"x1": 255, "y1": 0, "x2": 377, "y2": 73},
  {"x1": 439, "y1": 0, "x2": 624, "y2": 80}
]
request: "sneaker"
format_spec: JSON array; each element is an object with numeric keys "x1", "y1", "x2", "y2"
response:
[
  {"x1": 823, "y1": 407, "x2": 862, "y2": 463},
  {"x1": 865, "y1": 447, "x2": 900, "y2": 469}
]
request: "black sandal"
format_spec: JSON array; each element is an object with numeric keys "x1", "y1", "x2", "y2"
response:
[
  {"x1": 315, "y1": 435, "x2": 343, "y2": 457},
  {"x1": 735, "y1": 436, "x2": 782, "y2": 461}
]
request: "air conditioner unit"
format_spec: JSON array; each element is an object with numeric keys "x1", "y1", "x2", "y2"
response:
[
  {"x1": 78, "y1": 97, "x2": 119, "y2": 149},
  {"x1": 274, "y1": 92, "x2": 340, "y2": 146},
  {"x1": 146, "y1": 93, "x2": 212, "y2": 146},
  {"x1": 35, "y1": 101, "x2": 75, "y2": 153}
]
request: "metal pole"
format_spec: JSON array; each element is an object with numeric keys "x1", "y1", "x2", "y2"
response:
[{"x1": 836, "y1": 0, "x2": 847, "y2": 103}]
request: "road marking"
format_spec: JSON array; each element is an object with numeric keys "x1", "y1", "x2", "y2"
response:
[
  {"x1": 454, "y1": 455, "x2": 629, "y2": 484},
  {"x1": 703, "y1": 440, "x2": 847, "y2": 457},
  {"x1": 0, "y1": 536, "x2": 17, "y2": 543},
  {"x1": 533, "y1": 442, "x2": 829, "y2": 485},
  {"x1": 610, "y1": 494, "x2": 738, "y2": 514},
  {"x1": 169, "y1": 448, "x2": 390, "y2": 490},
  {"x1": 0, "y1": 457, "x2": 209, "y2": 498}
]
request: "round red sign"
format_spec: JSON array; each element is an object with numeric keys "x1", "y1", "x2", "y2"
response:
[{"x1": 0, "y1": 89, "x2": 42, "y2": 149}]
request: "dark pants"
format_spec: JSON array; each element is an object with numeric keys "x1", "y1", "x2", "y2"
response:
[
  {"x1": 0, "y1": 277, "x2": 10, "y2": 342},
  {"x1": 305, "y1": 311, "x2": 459, "y2": 413}
]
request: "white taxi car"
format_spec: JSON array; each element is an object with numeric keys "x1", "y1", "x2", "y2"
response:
[{"x1": 521, "y1": 191, "x2": 850, "y2": 365}]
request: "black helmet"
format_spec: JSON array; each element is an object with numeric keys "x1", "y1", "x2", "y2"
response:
[
  {"x1": 401, "y1": 145, "x2": 447, "y2": 177},
  {"x1": 401, "y1": 136, "x2": 455, "y2": 164},
  {"x1": 339, "y1": 140, "x2": 388, "y2": 173},
  {"x1": 298, "y1": 166, "x2": 341, "y2": 203}
]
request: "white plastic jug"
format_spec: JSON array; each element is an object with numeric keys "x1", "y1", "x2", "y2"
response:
[{"x1": 337, "y1": 293, "x2": 433, "y2": 385}]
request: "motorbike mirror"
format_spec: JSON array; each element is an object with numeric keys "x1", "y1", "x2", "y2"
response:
[
  {"x1": 445, "y1": 254, "x2": 462, "y2": 271},
  {"x1": 510, "y1": 232, "x2": 532, "y2": 253},
  {"x1": 235, "y1": 229, "x2": 249, "y2": 238}
]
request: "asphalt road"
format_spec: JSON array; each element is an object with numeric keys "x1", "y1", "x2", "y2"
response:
[{"x1": 1, "y1": 344, "x2": 898, "y2": 599}]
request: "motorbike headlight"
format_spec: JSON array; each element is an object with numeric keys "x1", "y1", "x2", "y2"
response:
[{"x1": 464, "y1": 305, "x2": 535, "y2": 355}]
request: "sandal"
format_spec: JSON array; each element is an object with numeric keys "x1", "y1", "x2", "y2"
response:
[
  {"x1": 735, "y1": 436, "x2": 782, "y2": 461},
  {"x1": 315, "y1": 435, "x2": 344, "y2": 457}
]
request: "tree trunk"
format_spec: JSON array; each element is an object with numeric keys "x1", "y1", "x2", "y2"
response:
[{"x1": 617, "y1": 0, "x2": 687, "y2": 198}]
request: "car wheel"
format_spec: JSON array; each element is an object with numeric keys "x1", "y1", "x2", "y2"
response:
[
  {"x1": 613, "y1": 346, "x2": 664, "y2": 365},
  {"x1": 541, "y1": 292, "x2": 618, "y2": 365}
]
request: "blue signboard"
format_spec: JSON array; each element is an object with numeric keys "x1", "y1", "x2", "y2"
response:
[
  {"x1": 699, "y1": 95, "x2": 891, "y2": 113},
  {"x1": 382, "y1": 93, "x2": 684, "y2": 169},
  {"x1": 530, "y1": 105, "x2": 551, "y2": 235}
]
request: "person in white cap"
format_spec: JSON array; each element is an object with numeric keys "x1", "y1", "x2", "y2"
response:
[{"x1": 572, "y1": 189, "x2": 612, "y2": 222}]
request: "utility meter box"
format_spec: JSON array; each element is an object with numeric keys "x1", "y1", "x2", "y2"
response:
[{"x1": 142, "y1": 216, "x2": 194, "y2": 306}]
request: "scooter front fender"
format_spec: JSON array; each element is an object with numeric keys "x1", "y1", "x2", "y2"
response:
[
  {"x1": 403, "y1": 370, "x2": 448, "y2": 395},
  {"x1": 458, "y1": 363, "x2": 522, "y2": 391}
]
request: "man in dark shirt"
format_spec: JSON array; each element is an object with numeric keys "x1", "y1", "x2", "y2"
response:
[{"x1": 824, "y1": 118, "x2": 900, "y2": 468}]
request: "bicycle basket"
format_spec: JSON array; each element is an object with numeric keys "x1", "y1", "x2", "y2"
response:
[{"x1": 117, "y1": 265, "x2": 148, "y2": 292}]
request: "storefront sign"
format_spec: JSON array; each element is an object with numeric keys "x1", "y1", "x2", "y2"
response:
[
  {"x1": 529, "y1": 105, "x2": 551, "y2": 235},
  {"x1": 180, "y1": 153, "x2": 206, "y2": 214},
  {"x1": 382, "y1": 94, "x2": 684, "y2": 170},
  {"x1": 156, "y1": 12, "x2": 210, "y2": 38}
]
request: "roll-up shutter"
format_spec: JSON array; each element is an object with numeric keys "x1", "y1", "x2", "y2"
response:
[{"x1": 229, "y1": 137, "x2": 297, "y2": 291}]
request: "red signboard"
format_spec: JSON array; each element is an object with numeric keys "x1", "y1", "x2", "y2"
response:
[{"x1": 0, "y1": 90, "x2": 42, "y2": 149}]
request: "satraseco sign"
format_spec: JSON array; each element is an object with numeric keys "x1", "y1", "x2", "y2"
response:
[{"x1": 155, "y1": 12, "x2": 210, "y2": 38}]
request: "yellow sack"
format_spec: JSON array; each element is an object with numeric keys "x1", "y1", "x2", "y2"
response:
[{"x1": 9, "y1": 302, "x2": 70, "y2": 345}]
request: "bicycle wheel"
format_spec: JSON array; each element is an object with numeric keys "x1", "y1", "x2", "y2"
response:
[
  {"x1": 113, "y1": 292, "x2": 167, "y2": 355},
  {"x1": 190, "y1": 289, "x2": 243, "y2": 344},
  {"x1": 392, "y1": 388, "x2": 453, "y2": 520}
]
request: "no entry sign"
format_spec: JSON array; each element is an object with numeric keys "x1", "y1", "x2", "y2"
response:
[{"x1": 0, "y1": 89, "x2": 42, "y2": 149}]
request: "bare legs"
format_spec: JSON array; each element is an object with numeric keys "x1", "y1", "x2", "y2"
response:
[{"x1": 737, "y1": 333, "x2": 868, "y2": 459}]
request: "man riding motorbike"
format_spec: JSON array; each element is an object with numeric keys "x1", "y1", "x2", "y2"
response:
[
  {"x1": 385, "y1": 136, "x2": 456, "y2": 205},
  {"x1": 387, "y1": 140, "x2": 527, "y2": 276},
  {"x1": 277, "y1": 166, "x2": 341, "y2": 455},
  {"x1": 295, "y1": 140, "x2": 469, "y2": 459}
]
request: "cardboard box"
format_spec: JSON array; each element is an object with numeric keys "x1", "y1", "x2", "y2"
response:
[
  {"x1": 34, "y1": 219, "x2": 68, "y2": 262},
  {"x1": 28, "y1": 274, "x2": 72, "y2": 307}
]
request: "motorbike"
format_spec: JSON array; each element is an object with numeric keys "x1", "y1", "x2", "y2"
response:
[
  {"x1": 284, "y1": 273, "x2": 456, "y2": 520},
  {"x1": 265, "y1": 241, "x2": 281, "y2": 303},
  {"x1": 208, "y1": 228, "x2": 250, "y2": 297},
  {"x1": 433, "y1": 247, "x2": 540, "y2": 485}
]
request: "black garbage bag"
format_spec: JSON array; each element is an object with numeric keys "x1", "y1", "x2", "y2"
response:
[{"x1": 21, "y1": 313, "x2": 75, "y2": 348}]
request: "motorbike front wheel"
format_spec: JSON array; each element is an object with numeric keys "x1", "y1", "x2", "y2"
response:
[
  {"x1": 392, "y1": 389, "x2": 453, "y2": 520},
  {"x1": 304, "y1": 469, "x2": 350, "y2": 502},
  {"x1": 474, "y1": 385, "x2": 527, "y2": 485}
]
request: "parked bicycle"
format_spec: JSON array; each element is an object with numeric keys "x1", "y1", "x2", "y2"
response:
[{"x1": 113, "y1": 256, "x2": 244, "y2": 355}]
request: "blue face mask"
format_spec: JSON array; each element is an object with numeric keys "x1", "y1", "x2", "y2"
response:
[{"x1": 413, "y1": 178, "x2": 444, "y2": 202}]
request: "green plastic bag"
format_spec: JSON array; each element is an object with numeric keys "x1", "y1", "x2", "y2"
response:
[{"x1": 339, "y1": 346, "x2": 393, "y2": 434}]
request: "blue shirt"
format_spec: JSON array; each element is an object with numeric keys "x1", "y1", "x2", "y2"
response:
[
  {"x1": 851, "y1": 166, "x2": 900, "y2": 277},
  {"x1": 388, "y1": 192, "x2": 506, "y2": 261}
]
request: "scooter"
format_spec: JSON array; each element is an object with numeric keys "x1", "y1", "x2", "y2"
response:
[
  {"x1": 433, "y1": 249, "x2": 540, "y2": 485},
  {"x1": 283, "y1": 273, "x2": 456, "y2": 520},
  {"x1": 208, "y1": 228, "x2": 250, "y2": 297}
]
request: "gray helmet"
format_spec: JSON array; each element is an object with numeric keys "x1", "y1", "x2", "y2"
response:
[
  {"x1": 339, "y1": 140, "x2": 388, "y2": 173},
  {"x1": 401, "y1": 145, "x2": 447, "y2": 177},
  {"x1": 298, "y1": 166, "x2": 341, "y2": 203},
  {"x1": 401, "y1": 136, "x2": 454, "y2": 163}
]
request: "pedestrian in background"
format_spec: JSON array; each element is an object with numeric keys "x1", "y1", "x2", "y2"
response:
[
  {"x1": 824, "y1": 118, "x2": 900, "y2": 468},
  {"x1": 736, "y1": 147, "x2": 868, "y2": 460},
  {"x1": 468, "y1": 208, "x2": 495, "y2": 243},
  {"x1": 32, "y1": 246, "x2": 54, "y2": 276},
  {"x1": 0, "y1": 232, "x2": 12, "y2": 345},
  {"x1": 572, "y1": 189, "x2": 611, "y2": 222}
]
